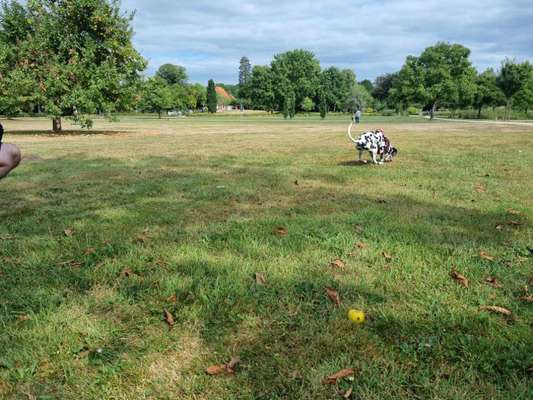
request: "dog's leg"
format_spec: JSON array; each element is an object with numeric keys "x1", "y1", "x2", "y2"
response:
[
  {"x1": 358, "y1": 149, "x2": 364, "y2": 163},
  {"x1": 371, "y1": 150, "x2": 380, "y2": 165}
]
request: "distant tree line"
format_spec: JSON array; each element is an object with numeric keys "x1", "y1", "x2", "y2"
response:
[
  {"x1": 0, "y1": 0, "x2": 531, "y2": 129},
  {"x1": 235, "y1": 44, "x2": 532, "y2": 120}
]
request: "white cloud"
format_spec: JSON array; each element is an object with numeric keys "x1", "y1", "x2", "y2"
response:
[{"x1": 121, "y1": 0, "x2": 533, "y2": 83}]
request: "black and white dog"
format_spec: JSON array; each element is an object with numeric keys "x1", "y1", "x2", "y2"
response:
[{"x1": 347, "y1": 122, "x2": 398, "y2": 164}]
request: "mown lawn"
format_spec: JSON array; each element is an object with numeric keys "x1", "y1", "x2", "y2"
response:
[{"x1": 1, "y1": 115, "x2": 532, "y2": 399}]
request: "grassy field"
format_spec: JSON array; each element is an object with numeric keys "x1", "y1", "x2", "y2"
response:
[{"x1": 1, "y1": 115, "x2": 532, "y2": 399}]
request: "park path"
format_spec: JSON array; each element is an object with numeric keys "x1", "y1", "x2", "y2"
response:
[{"x1": 411, "y1": 115, "x2": 533, "y2": 128}]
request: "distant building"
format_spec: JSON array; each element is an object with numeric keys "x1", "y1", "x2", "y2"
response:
[{"x1": 215, "y1": 86, "x2": 235, "y2": 111}]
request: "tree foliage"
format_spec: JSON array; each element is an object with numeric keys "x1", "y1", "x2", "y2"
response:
[
  {"x1": 496, "y1": 59, "x2": 532, "y2": 118},
  {"x1": 393, "y1": 43, "x2": 477, "y2": 118},
  {"x1": 206, "y1": 79, "x2": 217, "y2": 113},
  {"x1": 156, "y1": 63, "x2": 187, "y2": 86},
  {"x1": 0, "y1": 0, "x2": 146, "y2": 131}
]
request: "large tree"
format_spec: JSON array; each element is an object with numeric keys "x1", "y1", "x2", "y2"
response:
[
  {"x1": 372, "y1": 73, "x2": 397, "y2": 104},
  {"x1": 270, "y1": 49, "x2": 321, "y2": 113},
  {"x1": 156, "y1": 63, "x2": 187, "y2": 86},
  {"x1": 473, "y1": 69, "x2": 504, "y2": 118},
  {"x1": 138, "y1": 77, "x2": 173, "y2": 118},
  {"x1": 496, "y1": 59, "x2": 532, "y2": 119},
  {"x1": 0, "y1": 0, "x2": 146, "y2": 131},
  {"x1": 238, "y1": 56, "x2": 251, "y2": 88},
  {"x1": 249, "y1": 65, "x2": 275, "y2": 112},
  {"x1": 394, "y1": 42, "x2": 477, "y2": 118}
]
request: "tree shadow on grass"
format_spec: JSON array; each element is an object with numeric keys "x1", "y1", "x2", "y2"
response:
[
  {"x1": 7, "y1": 130, "x2": 121, "y2": 137},
  {"x1": 0, "y1": 154, "x2": 531, "y2": 398}
]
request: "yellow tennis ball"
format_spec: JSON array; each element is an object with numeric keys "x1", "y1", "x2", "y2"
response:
[{"x1": 347, "y1": 309, "x2": 365, "y2": 324}]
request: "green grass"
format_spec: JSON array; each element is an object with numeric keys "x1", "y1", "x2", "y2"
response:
[{"x1": 1, "y1": 116, "x2": 532, "y2": 399}]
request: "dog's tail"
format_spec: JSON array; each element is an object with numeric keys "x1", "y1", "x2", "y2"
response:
[{"x1": 347, "y1": 121, "x2": 358, "y2": 144}]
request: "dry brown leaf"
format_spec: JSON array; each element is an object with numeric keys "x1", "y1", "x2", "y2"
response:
[
  {"x1": 474, "y1": 185, "x2": 486, "y2": 193},
  {"x1": 479, "y1": 252, "x2": 495, "y2": 261},
  {"x1": 507, "y1": 220, "x2": 522, "y2": 227},
  {"x1": 322, "y1": 368, "x2": 355, "y2": 384},
  {"x1": 167, "y1": 294, "x2": 178, "y2": 303},
  {"x1": 63, "y1": 228, "x2": 75, "y2": 237},
  {"x1": 344, "y1": 388, "x2": 353, "y2": 399},
  {"x1": 255, "y1": 272, "x2": 266, "y2": 286},
  {"x1": 205, "y1": 364, "x2": 228, "y2": 375},
  {"x1": 485, "y1": 277, "x2": 503, "y2": 288},
  {"x1": 518, "y1": 295, "x2": 533, "y2": 303},
  {"x1": 58, "y1": 260, "x2": 82, "y2": 268},
  {"x1": 325, "y1": 287, "x2": 341, "y2": 306},
  {"x1": 450, "y1": 269, "x2": 469, "y2": 288},
  {"x1": 355, "y1": 242, "x2": 368, "y2": 249},
  {"x1": 119, "y1": 268, "x2": 134, "y2": 278},
  {"x1": 507, "y1": 209, "x2": 521, "y2": 215},
  {"x1": 274, "y1": 227, "x2": 288, "y2": 236},
  {"x1": 382, "y1": 251, "x2": 393, "y2": 261},
  {"x1": 330, "y1": 259, "x2": 346, "y2": 269},
  {"x1": 479, "y1": 305, "x2": 512, "y2": 316},
  {"x1": 206, "y1": 357, "x2": 240, "y2": 375},
  {"x1": 83, "y1": 247, "x2": 96, "y2": 256},
  {"x1": 164, "y1": 309, "x2": 174, "y2": 329},
  {"x1": 495, "y1": 224, "x2": 504, "y2": 231}
]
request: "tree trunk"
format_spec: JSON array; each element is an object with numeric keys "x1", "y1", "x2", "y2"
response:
[
  {"x1": 158, "y1": 111, "x2": 162, "y2": 119},
  {"x1": 52, "y1": 117, "x2": 62, "y2": 132},
  {"x1": 477, "y1": 105, "x2": 482, "y2": 119}
]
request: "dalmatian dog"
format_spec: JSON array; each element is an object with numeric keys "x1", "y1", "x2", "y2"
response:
[{"x1": 347, "y1": 122, "x2": 398, "y2": 164}]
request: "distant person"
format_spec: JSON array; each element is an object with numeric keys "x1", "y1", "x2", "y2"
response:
[
  {"x1": 354, "y1": 109, "x2": 361, "y2": 124},
  {"x1": 0, "y1": 122, "x2": 21, "y2": 180}
]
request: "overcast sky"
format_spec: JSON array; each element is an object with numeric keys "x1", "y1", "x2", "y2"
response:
[{"x1": 121, "y1": 0, "x2": 533, "y2": 84}]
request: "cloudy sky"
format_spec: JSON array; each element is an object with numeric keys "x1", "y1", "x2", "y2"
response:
[{"x1": 121, "y1": 0, "x2": 533, "y2": 84}]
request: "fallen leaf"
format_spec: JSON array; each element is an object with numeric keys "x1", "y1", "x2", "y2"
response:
[
  {"x1": 63, "y1": 228, "x2": 75, "y2": 237},
  {"x1": 450, "y1": 269, "x2": 469, "y2": 288},
  {"x1": 164, "y1": 309, "x2": 174, "y2": 329},
  {"x1": 322, "y1": 368, "x2": 355, "y2": 385},
  {"x1": 167, "y1": 294, "x2": 177, "y2": 303},
  {"x1": 83, "y1": 247, "x2": 96, "y2": 256},
  {"x1": 255, "y1": 272, "x2": 266, "y2": 286},
  {"x1": 330, "y1": 259, "x2": 346, "y2": 269},
  {"x1": 294, "y1": 180, "x2": 299, "y2": 186},
  {"x1": 274, "y1": 227, "x2": 288, "y2": 236},
  {"x1": 355, "y1": 242, "x2": 368, "y2": 249},
  {"x1": 479, "y1": 305, "x2": 512, "y2": 316},
  {"x1": 474, "y1": 185, "x2": 486, "y2": 193},
  {"x1": 344, "y1": 388, "x2": 353, "y2": 399},
  {"x1": 479, "y1": 252, "x2": 495, "y2": 261},
  {"x1": 507, "y1": 209, "x2": 521, "y2": 215},
  {"x1": 325, "y1": 287, "x2": 341, "y2": 306},
  {"x1": 485, "y1": 277, "x2": 503, "y2": 288},
  {"x1": 347, "y1": 252, "x2": 358, "y2": 257},
  {"x1": 206, "y1": 357, "x2": 240, "y2": 375},
  {"x1": 58, "y1": 260, "x2": 82, "y2": 268},
  {"x1": 518, "y1": 295, "x2": 533, "y2": 303},
  {"x1": 495, "y1": 224, "x2": 504, "y2": 231},
  {"x1": 382, "y1": 251, "x2": 393, "y2": 261},
  {"x1": 354, "y1": 225, "x2": 364, "y2": 233},
  {"x1": 205, "y1": 364, "x2": 228, "y2": 375},
  {"x1": 17, "y1": 315, "x2": 30, "y2": 322},
  {"x1": 507, "y1": 220, "x2": 522, "y2": 227},
  {"x1": 119, "y1": 268, "x2": 134, "y2": 278}
]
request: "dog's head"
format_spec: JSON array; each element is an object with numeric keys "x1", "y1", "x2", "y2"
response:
[{"x1": 384, "y1": 147, "x2": 398, "y2": 161}]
